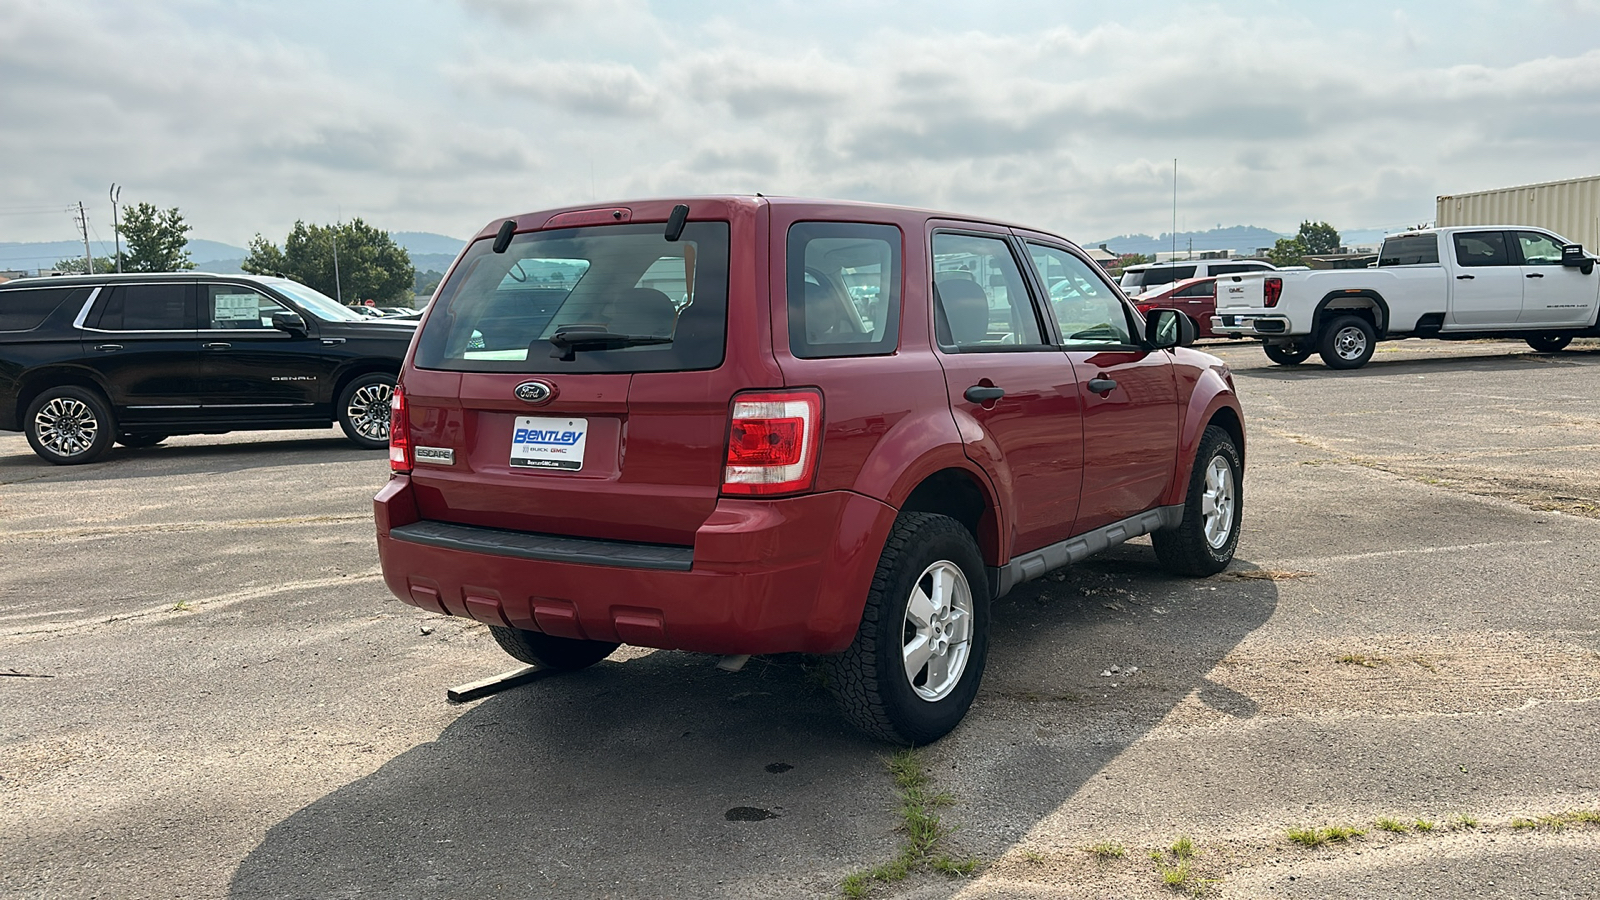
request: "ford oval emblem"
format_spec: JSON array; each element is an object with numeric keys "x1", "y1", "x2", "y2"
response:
[{"x1": 514, "y1": 381, "x2": 554, "y2": 404}]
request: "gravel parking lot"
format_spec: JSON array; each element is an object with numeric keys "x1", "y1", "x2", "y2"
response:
[{"x1": 4, "y1": 338, "x2": 1599, "y2": 899}]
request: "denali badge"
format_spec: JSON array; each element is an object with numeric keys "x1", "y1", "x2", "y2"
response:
[
  {"x1": 415, "y1": 446, "x2": 455, "y2": 465},
  {"x1": 514, "y1": 381, "x2": 554, "y2": 404}
]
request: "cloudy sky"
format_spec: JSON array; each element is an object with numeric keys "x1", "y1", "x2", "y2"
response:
[{"x1": 5, "y1": 0, "x2": 1600, "y2": 248}]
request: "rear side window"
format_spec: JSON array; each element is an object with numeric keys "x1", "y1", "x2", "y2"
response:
[
  {"x1": 88, "y1": 284, "x2": 194, "y2": 330},
  {"x1": 0, "y1": 287, "x2": 88, "y2": 331},
  {"x1": 413, "y1": 222, "x2": 729, "y2": 374},
  {"x1": 932, "y1": 233, "x2": 1045, "y2": 350},
  {"x1": 1208, "y1": 263, "x2": 1266, "y2": 276},
  {"x1": 1452, "y1": 232, "x2": 1510, "y2": 268},
  {"x1": 786, "y1": 222, "x2": 901, "y2": 358},
  {"x1": 1378, "y1": 234, "x2": 1440, "y2": 266}
]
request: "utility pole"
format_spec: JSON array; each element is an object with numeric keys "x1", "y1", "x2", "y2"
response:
[
  {"x1": 109, "y1": 184, "x2": 123, "y2": 273},
  {"x1": 76, "y1": 201, "x2": 93, "y2": 274},
  {"x1": 331, "y1": 220, "x2": 343, "y2": 304},
  {"x1": 1171, "y1": 159, "x2": 1178, "y2": 265}
]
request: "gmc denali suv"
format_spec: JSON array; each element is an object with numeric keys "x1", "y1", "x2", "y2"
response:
[
  {"x1": 375, "y1": 197, "x2": 1246, "y2": 743},
  {"x1": 0, "y1": 272, "x2": 415, "y2": 464}
]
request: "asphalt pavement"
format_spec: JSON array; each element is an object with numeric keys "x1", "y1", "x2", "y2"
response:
[{"x1": 2, "y1": 337, "x2": 1597, "y2": 899}]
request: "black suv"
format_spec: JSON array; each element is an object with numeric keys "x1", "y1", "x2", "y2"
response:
[{"x1": 0, "y1": 272, "x2": 417, "y2": 464}]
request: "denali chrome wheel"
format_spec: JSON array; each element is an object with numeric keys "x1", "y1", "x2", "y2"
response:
[
  {"x1": 34, "y1": 396, "x2": 100, "y2": 458},
  {"x1": 901, "y1": 560, "x2": 974, "y2": 702},
  {"x1": 1332, "y1": 325, "x2": 1368, "y2": 361},
  {"x1": 345, "y1": 382, "x2": 393, "y2": 442},
  {"x1": 1202, "y1": 456, "x2": 1237, "y2": 550}
]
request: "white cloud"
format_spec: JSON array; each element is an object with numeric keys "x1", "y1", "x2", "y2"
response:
[{"x1": 4, "y1": 0, "x2": 1600, "y2": 248}]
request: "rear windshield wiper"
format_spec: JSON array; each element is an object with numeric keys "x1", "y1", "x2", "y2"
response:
[{"x1": 547, "y1": 329, "x2": 672, "y2": 361}]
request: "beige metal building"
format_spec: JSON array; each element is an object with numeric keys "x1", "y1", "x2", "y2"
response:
[{"x1": 1437, "y1": 174, "x2": 1600, "y2": 249}]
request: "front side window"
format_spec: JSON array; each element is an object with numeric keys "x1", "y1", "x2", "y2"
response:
[
  {"x1": 1026, "y1": 243, "x2": 1134, "y2": 346},
  {"x1": 204, "y1": 286, "x2": 291, "y2": 329},
  {"x1": 1377, "y1": 234, "x2": 1440, "y2": 266},
  {"x1": 1517, "y1": 231, "x2": 1564, "y2": 265},
  {"x1": 90, "y1": 284, "x2": 193, "y2": 331},
  {"x1": 787, "y1": 222, "x2": 901, "y2": 358},
  {"x1": 1453, "y1": 232, "x2": 1512, "y2": 268},
  {"x1": 262, "y1": 280, "x2": 365, "y2": 322},
  {"x1": 414, "y1": 222, "x2": 729, "y2": 374},
  {"x1": 931, "y1": 233, "x2": 1044, "y2": 351}
]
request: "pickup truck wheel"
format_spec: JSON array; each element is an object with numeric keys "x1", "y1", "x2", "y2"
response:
[
  {"x1": 1152, "y1": 424, "x2": 1242, "y2": 576},
  {"x1": 1317, "y1": 315, "x2": 1376, "y2": 369},
  {"x1": 828, "y1": 512, "x2": 989, "y2": 745},
  {"x1": 1526, "y1": 334, "x2": 1572, "y2": 353},
  {"x1": 25, "y1": 386, "x2": 115, "y2": 465},
  {"x1": 337, "y1": 373, "x2": 395, "y2": 449},
  {"x1": 487, "y1": 625, "x2": 619, "y2": 671},
  {"x1": 1263, "y1": 341, "x2": 1312, "y2": 366}
]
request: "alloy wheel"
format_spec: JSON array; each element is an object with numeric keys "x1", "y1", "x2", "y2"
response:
[
  {"x1": 34, "y1": 397, "x2": 100, "y2": 458},
  {"x1": 346, "y1": 382, "x2": 393, "y2": 442},
  {"x1": 1202, "y1": 456, "x2": 1236, "y2": 549},
  {"x1": 901, "y1": 560, "x2": 974, "y2": 701}
]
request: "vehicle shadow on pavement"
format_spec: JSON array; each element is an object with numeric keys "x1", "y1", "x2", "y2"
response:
[
  {"x1": 0, "y1": 435, "x2": 377, "y2": 482},
  {"x1": 227, "y1": 544, "x2": 1277, "y2": 899}
]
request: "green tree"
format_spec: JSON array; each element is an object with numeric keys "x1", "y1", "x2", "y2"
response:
[
  {"x1": 1268, "y1": 236, "x2": 1307, "y2": 267},
  {"x1": 1296, "y1": 220, "x2": 1341, "y2": 255},
  {"x1": 243, "y1": 219, "x2": 414, "y2": 304},
  {"x1": 53, "y1": 256, "x2": 117, "y2": 274},
  {"x1": 120, "y1": 202, "x2": 195, "y2": 272}
]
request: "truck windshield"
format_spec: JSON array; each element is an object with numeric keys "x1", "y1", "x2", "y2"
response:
[{"x1": 412, "y1": 222, "x2": 729, "y2": 374}]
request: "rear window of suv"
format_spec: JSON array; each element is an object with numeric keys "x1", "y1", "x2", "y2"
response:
[
  {"x1": 413, "y1": 222, "x2": 729, "y2": 374},
  {"x1": 0, "y1": 286, "x2": 89, "y2": 331}
]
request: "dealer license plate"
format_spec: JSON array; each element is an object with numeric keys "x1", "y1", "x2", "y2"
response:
[{"x1": 509, "y1": 416, "x2": 588, "y2": 471}]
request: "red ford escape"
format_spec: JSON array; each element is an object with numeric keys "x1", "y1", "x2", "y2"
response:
[{"x1": 375, "y1": 197, "x2": 1245, "y2": 744}]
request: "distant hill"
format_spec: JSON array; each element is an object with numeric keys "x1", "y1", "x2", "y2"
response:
[
  {"x1": 393, "y1": 232, "x2": 466, "y2": 256},
  {"x1": 1088, "y1": 226, "x2": 1286, "y2": 257}
]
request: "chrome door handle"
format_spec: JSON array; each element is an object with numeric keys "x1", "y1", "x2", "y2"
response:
[
  {"x1": 203, "y1": 342, "x2": 232, "y2": 350},
  {"x1": 1087, "y1": 377, "x2": 1117, "y2": 394},
  {"x1": 93, "y1": 343, "x2": 122, "y2": 352}
]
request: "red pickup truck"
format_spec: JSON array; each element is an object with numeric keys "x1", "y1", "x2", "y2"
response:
[{"x1": 375, "y1": 196, "x2": 1245, "y2": 743}]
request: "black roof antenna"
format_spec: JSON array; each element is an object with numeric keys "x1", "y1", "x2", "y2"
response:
[
  {"x1": 665, "y1": 204, "x2": 689, "y2": 242},
  {"x1": 492, "y1": 220, "x2": 516, "y2": 253}
]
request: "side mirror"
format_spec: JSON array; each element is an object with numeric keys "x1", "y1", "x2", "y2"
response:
[
  {"x1": 1145, "y1": 307, "x2": 1196, "y2": 349},
  {"x1": 271, "y1": 310, "x2": 307, "y2": 335},
  {"x1": 1561, "y1": 244, "x2": 1594, "y2": 274}
]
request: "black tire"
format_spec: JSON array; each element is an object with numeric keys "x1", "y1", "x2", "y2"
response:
[
  {"x1": 337, "y1": 372, "x2": 395, "y2": 450},
  {"x1": 1316, "y1": 315, "x2": 1377, "y2": 370},
  {"x1": 116, "y1": 433, "x2": 168, "y2": 448},
  {"x1": 24, "y1": 386, "x2": 115, "y2": 465},
  {"x1": 827, "y1": 512, "x2": 990, "y2": 745},
  {"x1": 1262, "y1": 340, "x2": 1312, "y2": 366},
  {"x1": 1526, "y1": 334, "x2": 1572, "y2": 353},
  {"x1": 487, "y1": 625, "x2": 619, "y2": 671},
  {"x1": 1152, "y1": 424, "x2": 1242, "y2": 577}
]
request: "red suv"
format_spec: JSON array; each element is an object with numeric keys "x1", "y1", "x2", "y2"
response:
[{"x1": 375, "y1": 197, "x2": 1245, "y2": 744}]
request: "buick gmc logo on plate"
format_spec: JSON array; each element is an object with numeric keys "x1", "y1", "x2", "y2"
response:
[{"x1": 515, "y1": 380, "x2": 554, "y2": 404}]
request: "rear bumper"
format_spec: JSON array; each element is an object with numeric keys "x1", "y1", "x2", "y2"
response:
[
  {"x1": 1210, "y1": 313, "x2": 1292, "y2": 336},
  {"x1": 374, "y1": 476, "x2": 898, "y2": 655}
]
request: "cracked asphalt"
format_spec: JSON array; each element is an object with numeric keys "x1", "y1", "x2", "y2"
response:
[{"x1": 2, "y1": 337, "x2": 1598, "y2": 899}]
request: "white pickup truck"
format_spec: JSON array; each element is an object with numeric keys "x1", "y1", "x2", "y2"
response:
[{"x1": 1210, "y1": 226, "x2": 1600, "y2": 369}]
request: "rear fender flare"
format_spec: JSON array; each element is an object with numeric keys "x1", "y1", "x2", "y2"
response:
[{"x1": 1315, "y1": 291, "x2": 1390, "y2": 337}]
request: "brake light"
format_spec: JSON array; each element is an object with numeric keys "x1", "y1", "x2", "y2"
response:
[
  {"x1": 722, "y1": 390, "x2": 822, "y2": 496},
  {"x1": 389, "y1": 385, "x2": 412, "y2": 473},
  {"x1": 1263, "y1": 277, "x2": 1283, "y2": 307}
]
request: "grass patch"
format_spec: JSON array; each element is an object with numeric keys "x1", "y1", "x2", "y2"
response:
[
  {"x1": 1510, "y1": 810, "x2": 1600, "y2": 833},
  {"x1": 1451, "y1": 814, "x2": 1479, "y2": 830},
  {"x1": 1511, "y1": 817, "x2": 1539, "y2": 830},
  {"x1": 1288, "y1": 824, "x2": 1366, "y2": 847},
  {"x1": 841, "y1": 749, "x2": 979, "y2": 897},
  {"x1": 1170, "y1": 835, "x2": 1196, "y2": 860},
  {"x1": 1150, "y1": 835, "x2": 1216, "y2": 895},
  {"x1": 1414, "y1": 819, "x2": 1436, "y2": 833},
  {"x1": 171, "y1": 600, "x2": 193, "y2": 612},
  {"x1": 1085, "y1": 841, "x2": 1126, "y2": 860},
  {"x1": 1336, "y1": 654, "x2": 1385, "y2": 668},
  {"x1": 1375, "y1": 817, "x2": 1408, "y2": 833}
]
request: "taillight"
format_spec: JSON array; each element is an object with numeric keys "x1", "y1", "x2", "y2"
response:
[
  {"x1": 1263, "y1": 277, "x2": 1283, "y2": 307},
  {"x1": 389, "y1": 385, "x2": 412, "y2": 473},
  {"x1": 721, "y1": 390, "x2": 822, "y2": 496}
]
